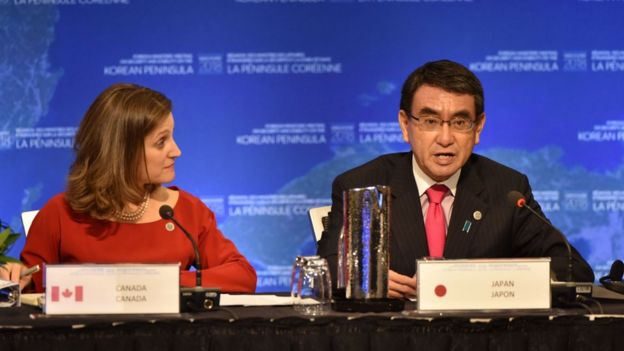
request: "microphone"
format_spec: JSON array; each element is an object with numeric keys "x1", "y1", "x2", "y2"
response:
[
  {"x1": 159, "y1": 205, "x2": 202, "y2": 286},
  {"x1": 506, "y1": 191, "x2": 573, "y2": 282},
  {"x1": 506, "y1": 191, "x2": 596, "y2": 306},
  {"x1": 159, "y1": 204, "x2": 220, "y2": 311},
  {"x1": 599, "y1": 259, "x2": 624, "y2": 294},
  {"x1": 607, "y1": 260, "x2": 624, "y2": 280}
]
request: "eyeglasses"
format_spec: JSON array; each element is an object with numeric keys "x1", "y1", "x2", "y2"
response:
[{"x1": 406, "y1": 112, "x2": 477, "y2": 132}]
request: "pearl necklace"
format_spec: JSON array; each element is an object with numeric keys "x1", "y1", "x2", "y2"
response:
[{"x1": 114, "y1": 193, "x2": 149, "y2": 222}]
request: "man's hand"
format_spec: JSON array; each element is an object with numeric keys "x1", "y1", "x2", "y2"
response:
[
  {"x1": 0, "y1": 262, "x2": 33, "y2": 291},
  {"x1": 388, "y1": 269, "x2": 417, "y2": 299}
]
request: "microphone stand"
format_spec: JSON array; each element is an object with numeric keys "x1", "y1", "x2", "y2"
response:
[
  {"x1": 509, "y1": 192, "x2": 592, "y2": 305},
  {"x1": 160, "y1": 205, "x2": 220, "y2": 312},
  {"x1": 514, "y1": 197, "x2": 573, "y2": 283}
]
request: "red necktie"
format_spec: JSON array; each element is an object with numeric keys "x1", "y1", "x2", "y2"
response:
[{"x1": 425, "y1": 184, "x2": 449, "y2": 258}]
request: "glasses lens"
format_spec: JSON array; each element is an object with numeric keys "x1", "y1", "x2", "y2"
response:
[
  {"x1": 419, "y1": 117, "x2": 440, "y2": 131},
  {"x1": 450, "y1": 118, "x2": 474, "y2": 131}
]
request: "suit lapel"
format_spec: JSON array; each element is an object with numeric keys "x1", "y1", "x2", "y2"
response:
[
  {"x1": 389, "y1": 154, "x2": 428, "y2": 272},
  {"x1": 444, "y1": 157, "x2": 488, "y2": 258}
]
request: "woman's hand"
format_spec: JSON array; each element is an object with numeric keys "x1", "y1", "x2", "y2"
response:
[{"x1": 0, "y1": 262, "x2": 33, "y2": 291}]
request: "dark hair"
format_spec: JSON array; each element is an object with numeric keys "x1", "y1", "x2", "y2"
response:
[
  {"x1": 66, "y1": 83, "x2": 172, "y2": 219},
  {"x1": 399, "y1": 59, "x2": 484, "y2": 116}
]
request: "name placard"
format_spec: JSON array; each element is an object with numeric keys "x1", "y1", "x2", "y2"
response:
[
  {"x1": 417, "y1": 258, "x2": 551, "y2": 311},
  {"x1": 44, "y1": 264, "x2": 180, "y2": 315}
]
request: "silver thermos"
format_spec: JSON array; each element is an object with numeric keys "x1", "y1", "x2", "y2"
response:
[{"x1": 337, "y1": 185, "x2": 390, "y2": 299}]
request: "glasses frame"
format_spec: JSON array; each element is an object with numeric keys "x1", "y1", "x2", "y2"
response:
[{"x1": 405, "y1": 111, "x2": 478, "y2": 132}]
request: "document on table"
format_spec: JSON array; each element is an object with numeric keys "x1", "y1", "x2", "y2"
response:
[{"x1": 221, "y1": 294, "x2": 293, "y2": 306}]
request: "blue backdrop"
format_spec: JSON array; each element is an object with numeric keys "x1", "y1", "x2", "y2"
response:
[{"x1": 1, "y1": 0, "x2": 623, "y2": 291}]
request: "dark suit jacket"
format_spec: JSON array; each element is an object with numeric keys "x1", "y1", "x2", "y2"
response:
[{"x1": 317, "y1": 152, "x2": 594, "y2": 283}]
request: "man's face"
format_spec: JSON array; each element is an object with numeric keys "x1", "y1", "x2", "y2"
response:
[{"x1": 398, "y1": 85, "x2": 485, "y2": 182}]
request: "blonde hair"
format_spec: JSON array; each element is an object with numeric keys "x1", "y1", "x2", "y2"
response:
[{"x1": 66, "y1": 83, "x2": 172, "y2": 219}]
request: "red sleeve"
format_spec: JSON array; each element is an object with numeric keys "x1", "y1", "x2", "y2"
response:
[
  {"x1": 179, "y1": 196, "x2": 257, "y2": 293},
  {"x1": 20, "y1": 195, "x2": 64, "y2": 293}
]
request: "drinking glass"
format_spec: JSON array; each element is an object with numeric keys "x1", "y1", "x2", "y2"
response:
[
  {"x1": 0, "y1": 279, "x2": 20, "y2": 308},
  {"x1": 290, "y1": 255, "x2": 319, "y2": 302},
  {"x1": 294, "y1": 257, "x2": 332, "y2": 316}
]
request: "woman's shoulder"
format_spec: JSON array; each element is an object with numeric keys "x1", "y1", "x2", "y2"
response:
[
  {"x1": 30, "y1": 192, "x2": 80, "y2": 224},
  {"x1": 166, "y1": 186, "x2": 217, "y2": 225},
  {"x1": 167, "y1": 186, "x2": 206, "y2": 209},
  {"x1": 38, "y1": 192, "x2": 69, "y2": 212}
]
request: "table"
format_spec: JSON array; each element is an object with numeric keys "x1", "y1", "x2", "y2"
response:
[{"x1": 1, "y1": 301, "x2": 623, "y2": 351}]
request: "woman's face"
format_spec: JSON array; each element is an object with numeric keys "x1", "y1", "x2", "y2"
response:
[{"x1": 139, "y1": 113, "x2": 182, "y2": 185}]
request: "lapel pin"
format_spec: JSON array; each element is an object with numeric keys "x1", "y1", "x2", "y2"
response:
[
  {"x1": 462, "y1": 220, "x2": 472, "y2": 233},
  {"x1": 165, "y1": 222, "x2": 175, "y2": 232},
  {"x1": 473, "y1": 211, "x2": 482, "y2": 221}
]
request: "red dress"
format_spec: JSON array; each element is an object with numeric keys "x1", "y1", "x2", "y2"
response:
[{"x1": 21, "y1": 187, "x2": 257, "y2": 293}]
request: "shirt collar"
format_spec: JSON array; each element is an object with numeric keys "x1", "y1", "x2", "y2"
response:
[{"x1": 411, "y1": 153, "x2": 461, "y2": 197}]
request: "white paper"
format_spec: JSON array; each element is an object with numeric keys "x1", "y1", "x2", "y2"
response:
[
  {"x1": 0, "y1": 279, "x2": 19, "y2": 289},
  {"x1": 220, "y1": 294, "x2": 294, "y2": 306}
]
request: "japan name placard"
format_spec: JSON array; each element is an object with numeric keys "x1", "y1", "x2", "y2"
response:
[{"x1": 417, "y1": 258, "x2": 551, "y2": 311}]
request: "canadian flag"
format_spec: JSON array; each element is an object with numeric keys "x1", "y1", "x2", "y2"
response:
[{"x1": 50, "y1": 286, "x2": 84, "y2": 302}]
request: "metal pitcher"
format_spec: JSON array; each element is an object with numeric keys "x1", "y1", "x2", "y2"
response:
[{"x1": 337, "y1": 185, "x2": 390, "y2": 299}]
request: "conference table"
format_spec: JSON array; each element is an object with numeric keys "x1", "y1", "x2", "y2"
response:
[{"x1": 1, "y1": 297, "x2": 623, "y2": 351}]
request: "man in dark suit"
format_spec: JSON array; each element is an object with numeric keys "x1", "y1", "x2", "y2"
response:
[{"x1": 317, "y1": 60, "x2": 594, "y2": 299}]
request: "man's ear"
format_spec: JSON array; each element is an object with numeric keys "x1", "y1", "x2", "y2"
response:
[
  {"x1": 474, "y1": 113, "x2": 486, "y2": 145},
  {"x1": 398, "y1": 110, "x2": 410, "y2": 143}
]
